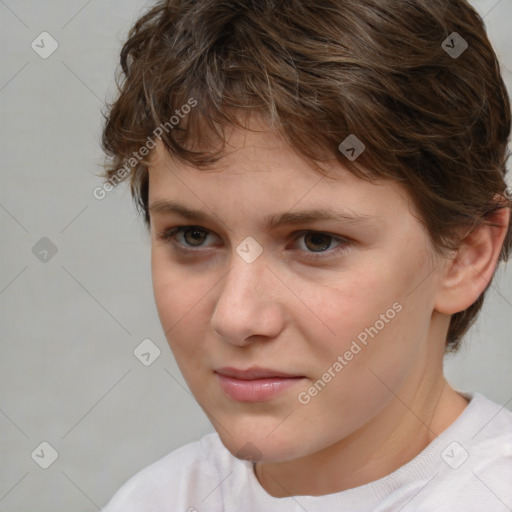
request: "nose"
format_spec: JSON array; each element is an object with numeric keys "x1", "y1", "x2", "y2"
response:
[{"x1": 210, "y1": 255, "x2": 284, "y2": 347}]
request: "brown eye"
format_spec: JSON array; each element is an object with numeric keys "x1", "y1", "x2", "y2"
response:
[
  {"x1": 293, "y1": 231, "x2": 351, "y2": 260},
  {"x1": 303, "y1": 233, "x2": 336, "y2": 252},
  {"x1": 182, "y1": 227, "x2": 208, "y2": 247},
  {"x1": 156, "y1": 226, "x2": 213, "y2": 249}
]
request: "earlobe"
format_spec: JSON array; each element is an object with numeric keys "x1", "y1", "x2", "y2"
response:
[{"x1": 434, "y1": 205, "x2": 510, "y2": 315}]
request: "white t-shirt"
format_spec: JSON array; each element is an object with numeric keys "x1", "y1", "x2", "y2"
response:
[{"x1": 103, "y1": 392, "x2": 512, "y2": 511}]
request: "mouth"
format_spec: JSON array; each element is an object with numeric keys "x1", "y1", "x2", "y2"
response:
[{"x1": 214, "y1": 366, "x2": 306, "y2": 402}]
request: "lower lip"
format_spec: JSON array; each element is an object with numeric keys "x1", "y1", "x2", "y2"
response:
[{"x1": 216, "y1": 374, "x2": 305, "y2": 402}]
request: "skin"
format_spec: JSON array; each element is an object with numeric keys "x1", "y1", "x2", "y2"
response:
[{"x1": 147, "y1": 115, "x2": 510, "y2": 497}]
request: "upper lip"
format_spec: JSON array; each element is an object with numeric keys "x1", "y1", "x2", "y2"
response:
[{"x1": 215, "y1": 366, "x2": 303, "y2": 380}]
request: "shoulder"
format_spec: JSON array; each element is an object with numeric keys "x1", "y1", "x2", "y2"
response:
[
  {"x1": 462, "y1": 392, "x2": 512, "y2": 457},
  {"x1": 102, "y1": 432, "x2": 236, "y2": 512},
  {"x1": 416, "y1": 393, "x2": 512, "y2": 512}
]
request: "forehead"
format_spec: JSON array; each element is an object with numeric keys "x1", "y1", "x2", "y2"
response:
[{"x1": 147, "y1": 126, "x2": 413, "y2": 230}]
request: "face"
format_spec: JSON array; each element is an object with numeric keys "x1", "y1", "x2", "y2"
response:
[{"x1": 147, "y1": 118, "x2": 445, "y2": 464}]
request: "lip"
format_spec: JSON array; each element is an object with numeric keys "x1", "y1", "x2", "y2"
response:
[
  {"x1": 215, "y1": 366, "x2": 306, "y2": 402},
  {"x1": 215, "y1": 366, "x2": 302, "y2": 380}
]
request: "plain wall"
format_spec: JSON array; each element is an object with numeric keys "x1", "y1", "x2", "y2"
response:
[{"x1": 0, "y1": 0, "x2": 511, "y2": 509}]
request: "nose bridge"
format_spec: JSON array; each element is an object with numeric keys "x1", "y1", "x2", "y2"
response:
[
  {"x1": 218, "y1": 252, "x2": 269, "y2": 316},
  {"x1": 210, "y1": 250, "x2": 281, "y2": 344}
]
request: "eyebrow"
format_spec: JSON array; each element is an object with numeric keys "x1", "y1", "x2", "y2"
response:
[{"x1": 148, "y1": 199, "x2": 376, "y2": 228}]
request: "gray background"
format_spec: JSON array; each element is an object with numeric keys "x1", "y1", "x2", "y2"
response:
[{"x1": 0, "y1": 0, "x2": 511, "y2": 510}]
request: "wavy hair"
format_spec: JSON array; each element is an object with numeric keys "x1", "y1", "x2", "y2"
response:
[{"x1": 102, "y1": 0, "x2": 512, "y2": 351}]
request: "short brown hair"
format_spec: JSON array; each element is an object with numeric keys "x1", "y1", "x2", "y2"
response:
[{"x1": 101, "y1": 0, "x2": 512, "y2": 351}]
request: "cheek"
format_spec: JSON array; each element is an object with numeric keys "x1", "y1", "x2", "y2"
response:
[
  {"x1": 294, "y1": 284, "x2": 415, "y2": 436},
  {"x1": 294, "y1": 259, "x2": 424, "y2": 387},
  {"x1": 151, "y1": 252, "x2": 181, "y2": 325},
  {"x1": 299, "y1": 258, "x2": 434, "y2": 411},
  {"x1": 151, "y1": 251, "x2": 210, "y2": 358},
  {"x1": 296, "y1": 267, "x2": 403, "y2": 353},
  {"x1": 151, "y1": 248, "x2": 208, "y2": 318}
]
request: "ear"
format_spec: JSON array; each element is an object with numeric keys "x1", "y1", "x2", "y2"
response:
[{"x1": 434, "y1": 204, "x2": 510, "y2": 315}]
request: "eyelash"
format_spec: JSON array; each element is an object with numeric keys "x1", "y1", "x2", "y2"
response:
[{"x1": 155, "y1": 226, "x2": 351, "y2": 260}]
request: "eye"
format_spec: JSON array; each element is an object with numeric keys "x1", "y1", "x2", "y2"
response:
[
  {"x1": 156, "y1": 226, "x2": 215, "y2": 249},
  {"x1": 292, "y1": 231, "x2": 350, "y2": 260},
  {"x1": 155, "y1": 226, "x2": 351, "y2": 259}
]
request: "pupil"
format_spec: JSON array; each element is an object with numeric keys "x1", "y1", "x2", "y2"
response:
[
  {"x1": 307, "y1": 233, "x2": 330, "y2": 252},
  {"x1": 186, "y1": 229, "x2": 205, "y2": 246}
]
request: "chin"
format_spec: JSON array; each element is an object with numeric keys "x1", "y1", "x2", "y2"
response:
[{"x1": 216, "y1": 426, "x2": 305, "y2": 464}]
